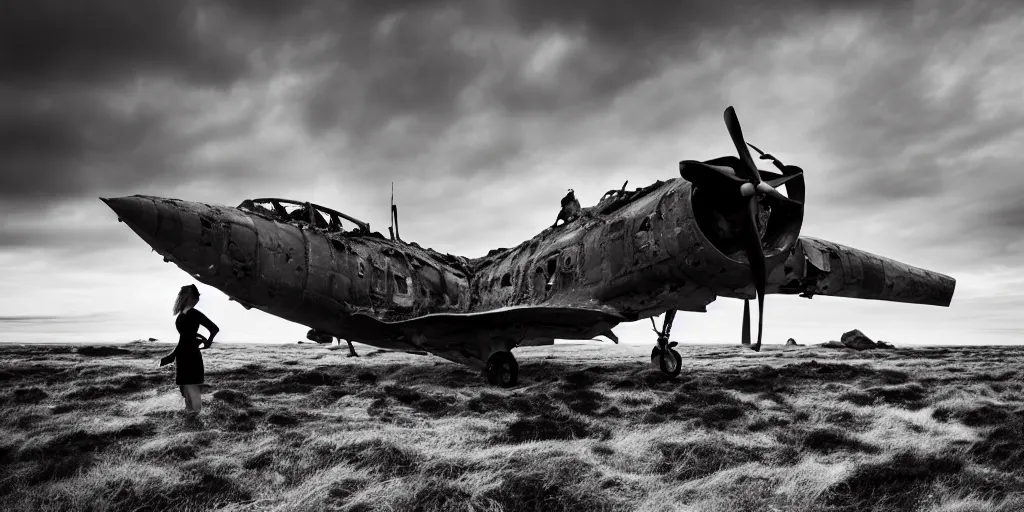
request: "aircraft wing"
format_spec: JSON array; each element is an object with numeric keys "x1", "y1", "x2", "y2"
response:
[
  {"x1": 343, "y1": 305, "x2": 624, "y2": 366},
  {"x1": 777, "y1": 236, "x2": 955, "y2": 307}
]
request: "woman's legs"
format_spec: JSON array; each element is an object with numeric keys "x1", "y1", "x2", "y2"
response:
[{"x1": 182, "y1": 384, "x2": 202, "y2": 412}]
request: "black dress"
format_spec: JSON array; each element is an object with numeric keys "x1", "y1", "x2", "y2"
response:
[{"x1": 171, "y1": 308, "x2": 219, "y2": 386}]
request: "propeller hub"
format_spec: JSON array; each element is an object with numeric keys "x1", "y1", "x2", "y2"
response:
[
  {"x1": 740, "y1": 183, "x2": 755, "y2": 197},
  {"x1": 755, "y1": 182, "x2": 774, "y2": 196}
]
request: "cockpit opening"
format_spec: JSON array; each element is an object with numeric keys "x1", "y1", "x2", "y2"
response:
[{"x1": 238, "y1": 198, "x2": 370, "y2": 235}]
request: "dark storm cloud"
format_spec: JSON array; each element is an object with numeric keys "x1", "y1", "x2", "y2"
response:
[
  {"x1": 0, "y1": 0, "x2": 246, "y2": 87},
  {"x1": 813, "y1": 2, "x2": 1024, "y2": 263},
  {"x1": 290, "y1": 0, "x2": 897, "y2": 124},
  {"x1": 0, "y1": 0, "x2": 923, "y2": 209},
  {"x1": 213, "y1": 0, "x2": 917, "y2": 178},
  {"x1": 0, "y1": 0, "x2": 261, "y2": 212},
  {"x1": 0, "y1": 89, "x2": 167, "y2": 198},
  {"x1": 2, "y1": 0, "x2": 1021, "y2": 256}
]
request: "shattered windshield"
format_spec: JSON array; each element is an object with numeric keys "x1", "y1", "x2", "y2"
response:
[{"x1": 238, "y1": 198, "x2": 369, "y2": 234}]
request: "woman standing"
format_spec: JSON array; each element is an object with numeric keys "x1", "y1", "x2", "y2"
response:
[{"x1": 161, "y1": 284, "x2": 219, "y2": 413}]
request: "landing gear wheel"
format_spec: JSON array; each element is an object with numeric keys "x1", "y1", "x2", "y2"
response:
[
  {"x1": 650, "y1": 347, "x2": 682, "y2": 378},
  {"x1": 649, "y1": 310, "x2": 682, "y2": 378},
  {"x1": 484, "y1": 351, "x2": 518, "y2": 388}
]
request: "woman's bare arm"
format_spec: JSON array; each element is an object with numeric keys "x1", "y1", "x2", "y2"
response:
[{"x1": 194, "y1": 309, "x2": 220, "y2": 345}]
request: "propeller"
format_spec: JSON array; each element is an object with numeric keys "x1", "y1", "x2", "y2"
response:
[
  {"x1": 678, "y1": 107, "x2": 806, "y2": 352},
  {"x1": 722, "y1": 107, "x2": 775, "y2": 352}
]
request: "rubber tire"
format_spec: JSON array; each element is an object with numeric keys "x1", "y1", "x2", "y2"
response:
[
  {"x1": 485, "y1": 351, "x2": 519, "y2": 388},
  {"x1": 651, "y1": 347, "x2": 682, "y2": 378}
]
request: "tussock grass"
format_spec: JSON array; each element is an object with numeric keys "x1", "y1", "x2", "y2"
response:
[{"x1": 1, "y1": 342, "x2": 1022, "y2": 510}]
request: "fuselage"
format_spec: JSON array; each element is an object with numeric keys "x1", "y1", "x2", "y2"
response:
[
  {"x1": 102, "y1": 179, "x2": 779, "y2": 344},
  {"x1": 102, "y1": 175, "x2": 953, "y2": 350}
]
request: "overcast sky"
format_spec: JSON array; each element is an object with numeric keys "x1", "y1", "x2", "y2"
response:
[{"x1": 2, "y1": 0, "x2": 1022, "y2": 347}]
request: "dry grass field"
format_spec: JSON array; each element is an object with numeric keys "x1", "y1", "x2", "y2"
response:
[{"x1": 1, "y1": 341, "x2": 1023, "y2": 511}]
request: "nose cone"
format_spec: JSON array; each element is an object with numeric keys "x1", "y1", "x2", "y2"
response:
[
  {"x1": 101, "y1": 196, "x2": 160, "y2": 243},
  {"x1": 102, "y1": 195, "x2": 247, "y2": 287}
]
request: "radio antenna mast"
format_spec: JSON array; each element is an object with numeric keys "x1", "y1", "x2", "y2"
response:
[{"x1": 389, "y1": 182, "x2": 401, "y2": 242}]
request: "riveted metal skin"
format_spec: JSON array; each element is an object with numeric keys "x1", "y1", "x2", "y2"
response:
[{"x1": 102, "y1": 181, "x2": 955, "y2": 369}]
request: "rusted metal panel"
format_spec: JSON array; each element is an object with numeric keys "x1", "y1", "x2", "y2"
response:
[
  {"x1": 369, "y1": 256, "x2": 387, "y2": 308},
  {"x1": 252, "y1": 217, "x2": 306, "y2": 311},
  {"x1": 859, "y1": 253, "x2": 886, "y2": 298},
  {"x1": 306, "y1": 233, "x2": 334, "y2": 271},
  {"x1": 606, "y1": 219, "x2": 626, "y2": 278},
  {"x1": 227, "y1": 224, "x2": 258, "y2": 272},
  {"x1": 801, "y1": 238, "x2": 831, "y2": 272},
  {"x1": 581, "y1": 229, "x2": 605, "y2": 285},
  {"x1": 387, "y1": 251, "x2": 415, "y2": 310},
  {"x1": 329, "y1": 272, "x2": 352, "y2": 306},
  {"x1": 302, "y1": 247, "x2": 330, "y2": 300},
  {"x1": 155, "y1": 201, "x2": 183, "y2": 250}
]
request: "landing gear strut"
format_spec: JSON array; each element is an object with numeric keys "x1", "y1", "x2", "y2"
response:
[
  {"x1": 484, "y1": 351, "x2": 519, "y2": 388},
  {"x1": 344, "y1": 339, "x2": 359, "y2": 358},
  {"x1": 650, "y1": 310, "x2": 682, "y2": 378}
]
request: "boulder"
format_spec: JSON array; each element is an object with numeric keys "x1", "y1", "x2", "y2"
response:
[
  {"x1": 821, "y1": 340, "x2": 847, "y2": 349},
  {"x1": 876, "y1": 340, "x2": 895, "y2": 349},
  {"x1": 841, "y1": 329, "x2": 878, "y2": 350},
  {"x1": 785, "y1": 338, "x2": 802, "y2": 346}
]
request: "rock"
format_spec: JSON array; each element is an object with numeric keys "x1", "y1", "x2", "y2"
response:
[
  {"x1": 821, "y1": 340, "x2": 847, "y2": 349},
  {"x1": 876, "y1": 340, "x2": 895, "y2": 349},
  {"x1": 785, "y1": 338, "x2": 802, "y2": 346},
  {"x1": 148, "y1": 337, "x2": 158, "y2": 342},
  {"x1": 841, "y1": 329, "x2": 878, "y2": 350}
]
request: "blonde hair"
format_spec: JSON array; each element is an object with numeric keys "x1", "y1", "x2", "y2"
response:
[{"x1": 173, "y1": 284, "x2": 200, "y2": 315}]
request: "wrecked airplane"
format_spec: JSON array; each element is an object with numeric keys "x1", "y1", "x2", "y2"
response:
[{"x1": 101, "y1": 107, "x2": 955, "y2": 387}]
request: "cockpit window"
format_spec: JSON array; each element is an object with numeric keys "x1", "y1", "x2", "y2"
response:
[{"x1": 238, "y1": 198, "x2": 370, "y2": 234}]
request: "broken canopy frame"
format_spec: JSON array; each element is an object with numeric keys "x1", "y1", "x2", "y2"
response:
[{"x1": 238, "y1": 198, "x2": 371, "y2": 235}]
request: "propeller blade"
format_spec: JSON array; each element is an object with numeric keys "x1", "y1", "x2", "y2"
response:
[
  {"x1": 740, "y1": 196, "x2": 767, "y2": 351},
  {"x1": 762, "y1": 183, "x2": 804, "y2": 207},
  {"x1": 742, "y1": 299, "x2": 751, "y2": 345},
  {"x1": 767, "y1": 172, "x2": 803, "y2": 189},
  {"x1": 679, "y1": 160, "x2": 747, "y2": 197},
  {"x1": 679, "y1": 160, "x2": 745, "y2": 183},
  {"x1": 724, "y1": 107, "x2": 762, "y2": 184},
  {"x1": 754, "y1": 286, "x2": 764, "y2": 353},
  {"x1": 746, "y1": 142, "x2": 787, "y2": 171}
]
